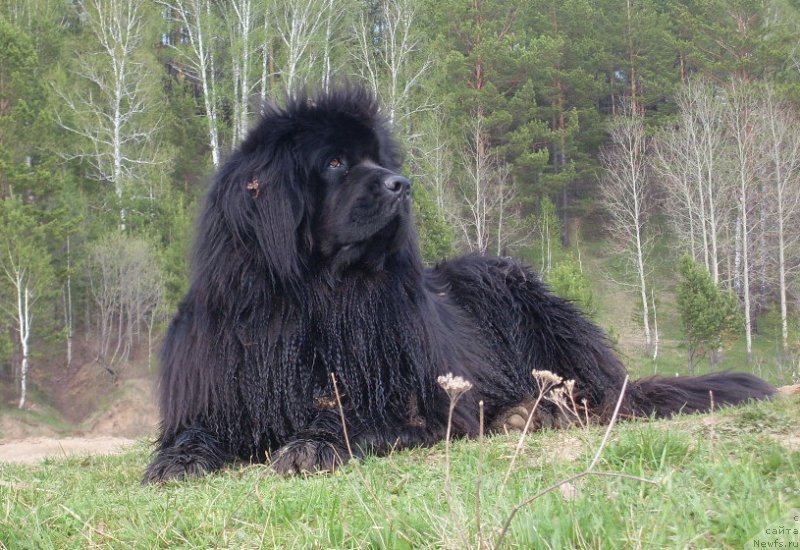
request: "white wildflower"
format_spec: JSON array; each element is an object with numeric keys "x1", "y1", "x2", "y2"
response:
[
  {"x1": 437, "y1": 373, "x2": 474, "y2": 399},
  {"x1": 531, "y1": 369, "x2": 563, "y2": 388}
]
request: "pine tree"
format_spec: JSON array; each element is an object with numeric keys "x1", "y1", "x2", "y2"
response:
[
  {"x1": 676, "y1": 255, "x2": 742, "y2": 373},
  {"x1": 669, "y1": 0, "x2": 793, "y2": 81},
  {"x1": 546, "y1": 259, "x2": 596, "y2": 319}
]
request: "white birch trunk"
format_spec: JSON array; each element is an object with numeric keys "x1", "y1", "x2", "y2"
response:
[
  {"x1": 231, "y1": 56, "x2": 242, "y2": 144},
  {"x1": 728, "y1": 81, "x2": 757, "y2": 363},
  {"x1": 701, "y1": 99, "x2": 722, "y2": 284},
  {"x1": 16, "y1": 281, "x2": 31, "y2": 409},
  {"x1": 65, "y1": 236, "x2": 73, "y2": 369},
  {"x1": 321, "y1": 0, "x2": 334, "y2": 93},
  {"x1": 651, "y1": 287, "x2": 659, "y2": 361},
  {"x1": 636, "y1": 227, "x2": 653, "y2": 356},
  {"x1": 778, "y1": 212, "x2": 788, "y2": 355},
  {"x1": 706, "y1": 172, "x2": 719, "y2": 283},
  {"x1": 758, "y1": 88, "x2": 800, "y2": 357},
  {"x1": 235, "y1": 0, "x2": 252, "y2": 143},
  {"x1": 260, "y1": 11, "x2": 270, "y2": 105},
  {"x1": 740, "y1": 185, "x2": 753, "y2": 363},
  {"x1": 203, "y1": 3, "x2": 221, "y2": 167},
  {"x1": 695, "y1": 152, "x2": 710, "y2": 271},
  {"x1": 496, "y1": 186, "x2": 504, "y2": 256},
  {"x1": 734, "y1": 217, "x2": 742, "y2": 293}
]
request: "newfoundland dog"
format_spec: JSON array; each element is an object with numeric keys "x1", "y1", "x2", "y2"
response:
[{"x1": 143, "y1": 86, "x2": 774, "y2": 483}]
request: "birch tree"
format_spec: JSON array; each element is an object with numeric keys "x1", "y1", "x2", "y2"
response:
[
  {"x1": 681, "y1": 79, "x2": 727, "y2": 285},
  {"x1": 274, "y1": 0, "x2": 330, "y2": 95},
  {"x1": 454, "y1": 116, "x2": 494, "y2": 254},
  {"x1": 57, "y1": 0, "x2": 165, "y2": 228},
  {"x1": 0, "y1": 198, "x2": 54, "y2": 409},
  {"x1": 536, "y1": 197, "x2": 561, "y2": 275},
  {"x1": 62, "y1": 236, "x2": 74, "y2": 369},
  {"x1": 599, "y1": 105, "x2": 656, "y2": 358},
  {"x1": 353, "y1": 0, "x2": 432, "y2": 127},
  {"x1": 449, "y1": 115, "x2": 525, "y2": 255},
  {"x1": 220, "y1": 0, "x2": 262, "y2": 145},
  {"x1": 409, "y1": 113, "x2": 454, "y2": 218},
  {"x1": 653, "y1": 127, "x2": 698, "y2": 258},
  {"x1": 156, "y1": 0, "x2": 222, "y2": 167},
  {"x1": 758, "y1": 87, "x2": 800, "y2": 356},
  {"x1": 319, "y1": 0, "x2": 341, "y2": 92},
  {"x1": 653, "y1": 79, "x2": 729, "y2": 283},
  {"x1": 87, "y1": 234, "x2": 164, "y2": 373},
  {"x1": 725, "y1": 79, "x2": 760, "y2": 363}
]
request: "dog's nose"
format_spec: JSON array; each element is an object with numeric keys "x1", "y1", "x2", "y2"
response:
[{"x1": 383, "y1": 174, "x2": 411, "y2": 194}]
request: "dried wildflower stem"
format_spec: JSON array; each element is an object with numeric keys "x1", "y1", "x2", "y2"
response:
[
  {"x1": 436, "y1": 374, "x2": 474, "y2": 549},
  {"x1": 547, "y1": 390, "x2": 573, "y2": 426},
  {"x1": 444, "y1": 398, "x2": 456, "y2": 493},
  {"x1": 566, "y1": 383, "x2": 585, "y2": 428},
  {"x1": 493, "y1": 377, "x2": 653, "y2": 550},
  {"x1": 330, "y1": 372, "x2": 354, "y2": 461},
  {"x1": 445, "y1": 401, "x2": 453, "y2": 457},
  {"x1": 582, "y1": 398, "x2": 590, "y2": 427},
  {"x1": 476, "y1": 400, "x2": 485, "y2": 550},
  {"x1": 437, "y1": 374, "x2": 473, "y2": 494}
]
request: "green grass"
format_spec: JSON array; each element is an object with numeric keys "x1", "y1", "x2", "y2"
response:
[{"x1": 2, "y1": 397, "x2": 798, "y2": 549}]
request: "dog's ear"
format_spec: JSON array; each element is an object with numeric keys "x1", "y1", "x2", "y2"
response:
[
  {"x1": 198, "y1": 139, "x2": 308, "y2": 290},
  {"x1": 248, "y1": 141, "x2": 309, "y2": 285}
]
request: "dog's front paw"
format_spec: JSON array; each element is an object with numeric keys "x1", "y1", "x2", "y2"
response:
[
  {"x1": 143, "y1": 449, "x2": 216, "y2": 484},
  {"x1": 271, "y1": 436, "x2": 346, "y2": 475},
  {"x1": 142, "y1": 429, "x2": 231, "y2": 484}
]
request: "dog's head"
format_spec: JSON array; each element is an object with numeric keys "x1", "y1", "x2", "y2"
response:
[{"x1": 199, "y1": 85, "x2": 419, "y2": 290}]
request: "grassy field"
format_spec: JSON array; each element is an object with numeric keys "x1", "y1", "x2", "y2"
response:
[
  {"x1": 2, "y1": 237, "x2": 798, "y2": 549},
  {"x1": 1, "y1": 396, "x2": 798, "y2": 549}
]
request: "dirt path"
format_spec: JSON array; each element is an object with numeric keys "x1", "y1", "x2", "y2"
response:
[{"x1": 0, "y1": 436, "x2": 137, "y2": 465}]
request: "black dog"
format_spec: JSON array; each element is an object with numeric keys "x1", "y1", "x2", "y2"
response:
[{"x1": 143, "y1": 86, "x2": 774, "y2": 483}]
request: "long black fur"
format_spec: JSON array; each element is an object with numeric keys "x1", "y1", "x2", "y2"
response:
[{"x1": 143, "y1": 86, "x2": 776, "y2": 483}]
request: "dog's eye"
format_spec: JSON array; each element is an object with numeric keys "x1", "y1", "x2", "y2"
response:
[{"x1": 328, "y1": 158, "x2": 343, "y2": 169}]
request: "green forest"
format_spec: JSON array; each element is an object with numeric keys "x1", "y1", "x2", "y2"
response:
[{"x1": 2, "y1": 0, "x2": 800, "y2": 411}]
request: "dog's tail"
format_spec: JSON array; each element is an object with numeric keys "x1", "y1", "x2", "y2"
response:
[{"x1": 626, "y1": 372, "x2": 776, "y2": 418}]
